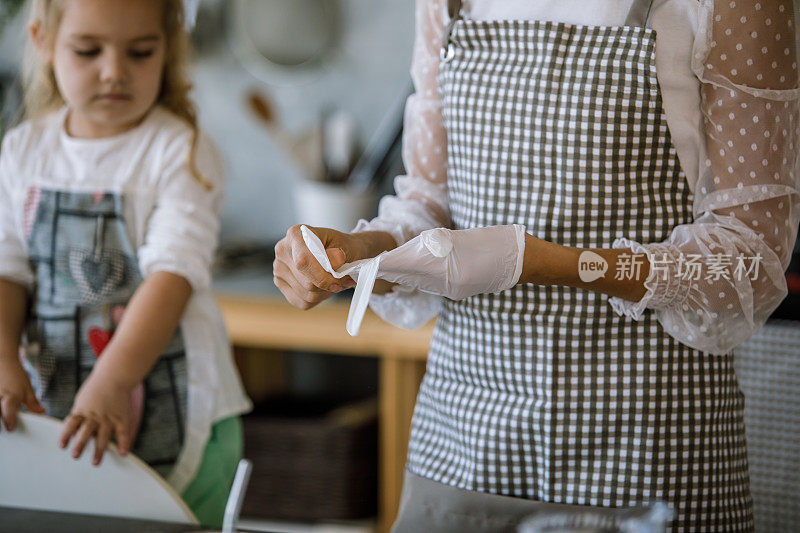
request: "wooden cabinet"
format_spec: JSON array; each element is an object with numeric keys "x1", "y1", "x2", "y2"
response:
[{"x1": 215, "y1": 292, "x2": 433, "y2": 532}]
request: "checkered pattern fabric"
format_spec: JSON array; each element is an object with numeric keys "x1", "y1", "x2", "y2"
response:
[
  {"x1": 405, "y1": 10, "x2": 753, "y2": 533},
  {"x1": 734, "y1": 320, "x2": 800, "y2": 532},
  {"x1": 22, "y1": 189, "x2": 188, "y2": 477}
]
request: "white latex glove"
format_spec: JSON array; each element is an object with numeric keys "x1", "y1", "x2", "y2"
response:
[{"x1": 301, "y1": 224, "x2": 526, "y2": 335}]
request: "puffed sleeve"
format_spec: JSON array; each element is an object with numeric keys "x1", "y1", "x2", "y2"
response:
[
  {"x1": 0, "y1": 133, "x2": 35, "y2": 288},
  {"x1": 608, "y1": 0, "x2": 800, "y2": 355},
  {"x1": 353, "y1": 0, "x2": 450, "y2": 329},
  {"x1": 137, "y1": 131, "x2": 224, "y2": 291}
]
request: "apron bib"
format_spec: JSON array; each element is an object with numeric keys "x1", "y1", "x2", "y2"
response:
[
  {"x1": 22, "y1": 188, "x2": 188, "y2": 477},
  {"x1": 400, "y1": 0, "x2": 753, "y2": 531}
]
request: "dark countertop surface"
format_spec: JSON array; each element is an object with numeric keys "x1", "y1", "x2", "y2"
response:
[
  {"x1": 0, "y1": 506, "x2": 284, "y2": 533},
  {"x1": 0, "y1": 507, "x2": 202, "y2": 533}
]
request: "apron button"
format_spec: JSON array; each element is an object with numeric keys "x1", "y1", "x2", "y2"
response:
[{"x1": 440, "y1": 44, "x2": 455, "y2": 62}]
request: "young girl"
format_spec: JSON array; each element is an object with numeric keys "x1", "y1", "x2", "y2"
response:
[
  {"x1": 0, "y1": 0, "x2": 251, "y2": 526},
  {"x1": 276, "y1": 0, "x2": 800, "y2": 531}
]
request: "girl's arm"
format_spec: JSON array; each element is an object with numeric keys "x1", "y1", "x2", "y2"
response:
[
  {"x1": 59, "y1": 271, "x2": 192, "y2": 464},
  {"x1": 0, "y1": 279, "x2": 28, "y2": 359},
  {"x1": 0, "y1": 279, "x2": 45, "y2": 432},
  {"x1": 0, "y1": 132, "x2": 45, "y2": 430},
  {"x1": 78, "y1": 272, "x2": 192, "y2": 389}
]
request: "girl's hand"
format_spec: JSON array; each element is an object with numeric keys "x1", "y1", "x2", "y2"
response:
[
  {"x1": 0, "y1": 356, "x2": 45, "y2": 432},
  {"x1": 274, "y1": 225, "x2": 390, "y2": 309},
  {"x1": 59, "y1": 373, "x2": 132, "y2": 466}
]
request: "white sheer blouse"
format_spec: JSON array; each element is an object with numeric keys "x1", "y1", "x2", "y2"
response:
[{"x1": 355, "y1": 0, "x2": 800, "y2": 355}]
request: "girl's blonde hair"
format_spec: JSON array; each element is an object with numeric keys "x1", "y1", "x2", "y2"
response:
[{"x1": 22, "y1": 0, "x2": 211, "y2": 189}]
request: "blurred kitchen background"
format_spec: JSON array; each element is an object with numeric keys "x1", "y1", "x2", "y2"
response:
[{"x1": 1, "y1": 2, "x2": 799, "y2": 532}]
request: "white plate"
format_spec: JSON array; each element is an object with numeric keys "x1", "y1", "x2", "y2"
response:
[{"x1": 0, "y1": 412, "x2": 197, "y2": 524}]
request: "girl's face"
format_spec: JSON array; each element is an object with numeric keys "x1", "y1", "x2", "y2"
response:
[{"x1": 48, "y1": 0, "x2": 167, "y2": 138}]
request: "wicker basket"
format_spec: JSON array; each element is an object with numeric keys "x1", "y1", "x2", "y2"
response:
[{"x1": 241, "y1": 394, "x2": 378, "y2": 521}]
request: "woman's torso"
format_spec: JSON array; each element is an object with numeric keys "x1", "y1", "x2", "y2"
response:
[
  {"x1": 462, "y1": 0, "x2": 705, "y2": 195},
  {"x1": 404, "y1": 2, "x2": 753, "y2": 530}
]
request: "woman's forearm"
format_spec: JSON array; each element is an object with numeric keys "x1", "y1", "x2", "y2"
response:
[
  {"x1": 520, "y1": 233, "x2": 650, "y2": 302},
  {"x1": 354, "y1": 229, "x2": 652, "y2": 301},
  {"x1": 91, "y1": 272, "x2": 193, "y2": 389},
  {"x1": 355, "y1": 230, "x2": 399, "y2": 257},
  {"x1": 0, "y1": 279, "x2": 28, "y2": 360}
]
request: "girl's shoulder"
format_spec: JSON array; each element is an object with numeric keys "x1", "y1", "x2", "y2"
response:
[
  {"x1": 145, "y1": 106, "x2": 223, "y2": 186},
  {"x1": 147, "y1": 106, "x2": 194, "y2": 139},
  {"x1": 147, "y1": 106, "x2": 214, "y2": 145},
  {"x1": 1, "y1": 110, "x2": 65, "y2": 160},
  {"x1": 146, "y1": 106, "x2": 218, "y2": 160}
]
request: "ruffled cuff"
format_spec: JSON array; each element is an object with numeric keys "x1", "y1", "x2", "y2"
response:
[
  {"x1": 509, "y1": 224, "x2": 526, "y2": 287},
  {"x1": 607, "y1": 238, "x2": 693, "y2": 320}
]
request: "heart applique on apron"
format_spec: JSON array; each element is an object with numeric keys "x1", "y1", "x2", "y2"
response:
[{"x1": 68, "y1": 247, "x2": 126, "y2": 303}]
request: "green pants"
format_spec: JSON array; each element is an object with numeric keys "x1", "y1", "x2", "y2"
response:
[{"x1": 181, "y1": 416, "x2": 243, "y2": 528}]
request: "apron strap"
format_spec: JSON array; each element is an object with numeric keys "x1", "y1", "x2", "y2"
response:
[
  {"x1": 447, "y1": 0, "x2": 461, "y2": 20},
  {"x1": 624, "y1": 0, "x2": 656, "y2": 28},
  {"x1": 440, "y1": 0, "x2": 463, "y2": 61}
]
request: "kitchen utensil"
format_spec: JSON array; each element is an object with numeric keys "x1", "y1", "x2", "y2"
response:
[
  {"x1": 322, "y1": 108, "x2": 359, "y2": 183},
  {"x1": 246, "y1": 89, "x2": 325, "y2": 181},
  {"x1": 346, "y1": 83, "x2": 412, "y2": 192},
  {"x1": 293, "y1": 180, "x2": 374, "y2": 233}
]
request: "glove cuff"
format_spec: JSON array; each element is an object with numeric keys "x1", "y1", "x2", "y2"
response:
[{"x1": 500, "y1": 224, "x2": 527, "y2": 291}]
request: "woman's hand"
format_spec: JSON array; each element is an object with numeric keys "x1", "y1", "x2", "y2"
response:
[
  {"x1": 374, "y1": 225, "x2": 526, "y2": 300},
  {"x1": 273, "y1": 225, "x2": 396, "y2": 309},
  {"x1": 59, "y1": 372, "x2": 132, "y2": 466},
  {"x1": 0, "y1": 356, "x2": 45, "y2": 432}
]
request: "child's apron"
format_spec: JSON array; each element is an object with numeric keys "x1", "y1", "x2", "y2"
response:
[
  {"x1": 21, "y1": 188, "x2": 188, "y2": 478},
  {"x1": 398, "y1": 0, "x2": 753, "y2": 531}
]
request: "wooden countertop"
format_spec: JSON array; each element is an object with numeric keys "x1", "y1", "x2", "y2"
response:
[{"x1": 215, "y1": 292, "x2": 433, "y2": 361}]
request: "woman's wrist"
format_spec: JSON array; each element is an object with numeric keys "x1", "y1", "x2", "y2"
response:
[
  {"x1": 519, "y1": 233, "x2": 580, "y2": 286},
  {"x1": 351, "y1": 230, "x2": 398, "y2": 259}
]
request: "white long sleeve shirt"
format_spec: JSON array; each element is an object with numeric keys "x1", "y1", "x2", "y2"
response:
[
  {"x1": 356, "y1": 0, "x2": 800, "y2": 355},
  {"x1": 0, "y1": 105, "x2": 252, "y2": 492}
]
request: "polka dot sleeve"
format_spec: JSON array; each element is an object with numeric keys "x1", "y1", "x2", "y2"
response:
[{"x1": 609, "y1": 0, "x2": 800, "y2": 355}]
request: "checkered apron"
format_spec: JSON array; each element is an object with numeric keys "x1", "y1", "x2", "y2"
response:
[
  {"x1": 404, "y1": 0, "x2": 753, "y2": 530},
  {"x1": 22, "y1": 188, "x2": 188, "y2": 478}
]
